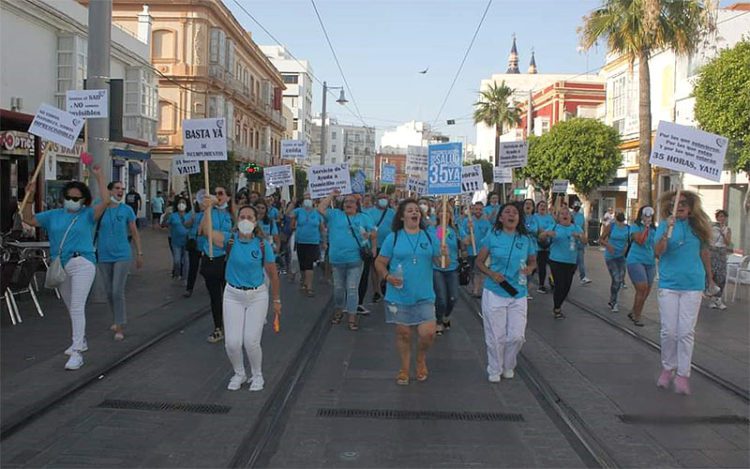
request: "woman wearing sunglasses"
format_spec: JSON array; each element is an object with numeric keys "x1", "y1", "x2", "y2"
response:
[{"x1": 21, "y1": 166, "x2": 109, "y2": 370}]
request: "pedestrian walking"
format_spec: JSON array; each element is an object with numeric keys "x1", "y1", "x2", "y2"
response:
[
  {"x1": 572, "y1": 201, "x2": 592, "y2": 285},
  {"x1": 534, "y1": 201, "x2": 555, "y2": 293},
  {"x1": 521, "y1": 199, "x2": 539, "y2": 297},
  {"x1": 210, "y1": 205, "x2": 282, "y2": 392},
  {"x1": 484, "y1": 193, "x2": 501, "y2": 221},
  {"x1": 626, "y1": 206, "x2": 657, "y2": 327},
  {"x1": 375, "y1": 199, "x2": 448, "y2": 385},
  {"x1": 291, "y1": 194, "x2": 325, "y2": 296},
  {"x1": 197, "y1": 187, "x2": 234, "y2": 343},
  {"x1": 254, "y1": 199, "x2": 280, "y2": 255},
  {"x1": 96, "y1": 181, "x2": 144, "y2": 342},
  {"x1": 539, "y1": 208, "x2": 586, "y2": 319},
  {"x1": 125, "y1": 186, "x2": 142, "y2": 219},
  {"x1": 151, "y1": 191, "x2": 165, "y2": 229},
  {"x1": 599, "y1": 209, "x2": 629, "y2": 313},
  {"x1": 21, "y1": 167, "x2": 108, "y2": 370},
  {"x1": 319, "y1": 190, "x2": 376, "y2": 330},
  {"x1": 362, "y1": 192, "x2": 395, "y2": 305},
  {"x1": 183, "y1": 201, "x2": 201, "y2": 298},
  {"x1": 461, "y1": 202, "x2": 492, "y2": 298},
  {"x1": 429, "y1": 199, "x2": 460, "y2": 335},
  {"x1": 164, "y1": 196, "x2": 190, "y2": 280},
  {"x1": 708, "y1": 210, "x2": 731, "y2": 310},
  {"x1": 654, "y1": 190, "x2": 715, "y2": 395},
  {"x1": 474, "y1": 203, "x2": 536, "y2": 382}
]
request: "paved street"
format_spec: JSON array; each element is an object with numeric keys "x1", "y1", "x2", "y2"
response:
[{"x1": 1, "y1": 234, "x2": 748, "y2": 468}]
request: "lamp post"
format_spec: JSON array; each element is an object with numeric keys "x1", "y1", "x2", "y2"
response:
[{"x1": 320, "y1": 81, "x2": 347, "y2": 165}]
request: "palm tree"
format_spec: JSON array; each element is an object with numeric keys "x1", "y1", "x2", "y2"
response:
[
  {"x1": 580, "y1": 0, "x2": 715, "y2": 205},
  {"x1": 473, "y1": 81, "x2": 521, "y2": 197}
]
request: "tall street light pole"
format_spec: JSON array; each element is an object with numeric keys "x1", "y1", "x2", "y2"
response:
[
  {"x1": 320, "y1": 81, "x2": 347, "y2": 165},
  {"x1": 87, "y1": 0, "x2": 111, "y2": 200}
]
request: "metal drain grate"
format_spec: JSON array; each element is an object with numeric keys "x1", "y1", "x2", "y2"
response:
[
  {"x1": 97, "y1": 399, "x2": 231, "y2": 415},
  {"x1": 618, "y1": 414, "x2": 749, "y2": 425},
  {"x1": 317, "y1": 408, "x2": 524, "y2": 422}
]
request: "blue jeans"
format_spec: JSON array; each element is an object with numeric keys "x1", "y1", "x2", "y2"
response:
[
  {"x1": 576, "y1": 245, "x2": 587, "y2": 279},
  {"x1": 171, "y1": 244, "x2": 188, "y2": 278},
  {"x1": 433, "y1": 269, "x2": 459, "y2": 323},
  {"x1": 605, "y1": 257, "x2": 626, "y2": 305},
  {"x1": 332, "y1": 261, "x2": 363, "y2": 314}
]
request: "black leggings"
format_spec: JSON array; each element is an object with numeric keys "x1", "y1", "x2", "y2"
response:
[
  {"x1": 537, "y1": 250, "x2": 550, "y2": 287},
  {"x1": 200, "y1": 256, "x2": 226, "y2": 329},
  {"x1": 549, "y1": 260, "x2": 577, "y2": 310},
  {"x1": 186, "y1": 247, "x2": 201, "y2": 292},
  {"x1": 358, "y1": 254, "x2": 373, "y2": 305}
]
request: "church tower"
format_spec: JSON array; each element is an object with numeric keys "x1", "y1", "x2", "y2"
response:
[
  {"x1": 528, "y1": 50, "x2": 537, "y2": 74},
  {"x1": 506, "y1": 34, "x2": 520, "y2": 74}
]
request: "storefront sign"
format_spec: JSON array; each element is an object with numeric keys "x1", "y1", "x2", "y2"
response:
[
  {"x1": 264, "y1": 164, "x2": 294, "y2": 188},
  {"x1": 66, "y1": 89, "x2": 109, "y2": 118},
  {"x1": 650, "y1": 121, "x2": 728, "y2": 183},
  {"x1": 427, "y1": 142, "x2": 462, "y2": 196},
  {"x1": 28, "y1": 103, "x2": 84, "y2": 150},
  {"x1": 182, "y1": 117, "x2": 228, "y2": 161},
  {"x1": 281, "y1": 140, "x2": 307, "y2": 159},
  {"x1": 498, "y1": 141, "x2": 528, "y2": 169},
  {"x1": 0, "y1": 131, "x2": 34, "y2": 155},
  {"x1": 308, "y1": 163, "x2": 352, "y2": 199},
  {"x1": 461, "y1": 164, "x2": 484, "y2": 194},
  {"x1": 493, "y1": 167, "x2": 512, "y2": 184}
]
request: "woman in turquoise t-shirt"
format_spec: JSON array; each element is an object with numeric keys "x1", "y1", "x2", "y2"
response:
[
  {"x1": 474, "y1": 203, "x2": 536, "y2": 382},
  {"x1": 254, "y1": 199, "x2": 280, "y2": 254},
  {"x1": 626, "y1": 206, "x2": 657, "y2": 327},
  {"x1": 653, "y1": 191, "x2": 715, "y2": 395},
  {"x1": 291, "y1": 194, "x2": 325, "y2": 296},
  {"x1": 428, "y1": 199, "x2": 461, "y2": 335},
  {"x1": 164, "y1": 196, "x2": 190, "y2": 280},
  {"x1": 539, "y1": 208, "x2": 586, "y2": 319},
  {"x1": 375, "y1": 199, "x2": 447, "y2": 386},
  {"x1": 460, "y1": 202, "x2": 492, "y2": 298},
  {"x1": 534, "y1": 201, "x2": 556, "y2": 293},
  {"x1": 599, "y1": 210, "x2": 629, "y2": 313}
]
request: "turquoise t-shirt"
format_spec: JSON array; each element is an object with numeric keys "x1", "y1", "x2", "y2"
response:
[
  {"x1": 481, "y1": 230, "x2": 537, "y2": 298},
  {"x1": 166, "y1": 211, "x2": 190, "y2": 248},
  {"x1": 573, "y1": 211, "x2": 585, "y2": 230},
  {"x1": 36, "y1": 207, "x2": 97, "y2": 267},
  {"x1": 427, "y1": 225, "x2": 460, "y2": 272},
  {"x1": 97, "y1": 204, "x2": 136, "y2": 262},
  {"x1": 627, "y1": 224, "x2": 656, "y2": 266},
  {"x1": 259, "y1": 218, "x2": 279, "y2": 240},
  {"x1": 364, "y1": 207, "x2": 395, "y2": 248},
  {"x1": 534, "y1": 213, "x2": 556, "y2": 231},
  {"x1": 324, "y1": 209, "x2": 374, "y2": 265},
  {"x1": 186, "y1": 211, "x2": 198, "y2": 240},
  {"x1": 225, "y1": 234, "x2": 275, "y2": 288},
  {"x1": 655, "y1": 220, "x2": 706, "y2": 291},
  {"x1": 293, "y1": 208, "x2": 323, "y2": 244},
  {"x1": 460, "y1": 216, "x2": 492, "y2": 256},
  {"x1": 548, "y1": 224, "x2": 582, "y2": 264},
  {"x1": 380, "y1": 229, "x2": 440, "y2": 305},
  {"x1": 483, "y1": 203, "x2": 500, "y2": 221},
  {"x1": 604, "y1": 223, "x2": 630, "y2": 260},
  {"x1": 151, "y1": 196, "x2": 165, "y2": 213},
  {"x1": 196, "y1": 209, "x2": 233, "y2": 257},
  {"x1": 268, "y1": 206, "x2": 280, "y2": 221}
]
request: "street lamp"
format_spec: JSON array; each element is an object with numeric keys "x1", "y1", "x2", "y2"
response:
[{"x1": 320, "y1": 81, "x2": 347, "y2": 165}]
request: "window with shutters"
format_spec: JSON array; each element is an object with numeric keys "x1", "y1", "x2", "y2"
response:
[{"x1": 56, "y1": 35, "x2": 87, "y2": 109}]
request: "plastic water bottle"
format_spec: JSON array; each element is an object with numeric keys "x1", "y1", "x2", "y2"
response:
[
  {"x1": 569, "y1": 234, "x2": 576, "y2": 251},
  {"x1": 518, "y1": 260, "x2": 527, "y2": 286},
  {"x1": 391, "y1": 264, "x2": 404, "y2": 289}
]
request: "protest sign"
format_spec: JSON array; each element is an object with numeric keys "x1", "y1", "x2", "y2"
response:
[
  {"x1": 381, "y1": 164, "x2": 396, "y2": 184},
  {"x1": 281, "y1": 139, "x2": 308, "y2": 159},
  {"x1": 406, "y1": 145, "x2": 428, "y2": 176},
  {"x1": 28, "y1": 103, "x2": 84, "y2": 150},
  {"x1": 182, "y1": 117, "x2": 228, "y2": 161},
  {"x1": 427, "y1": 142, "x2": 462, "y2": 195},
  {"x1": 66, "y1": 89, "x2": 108, "y2": 118},
  {"x1": 352, "y1": 170, "x2": 366, "y2": 194},
  {"x1": 172, "y1": 156, "x2": 201, "y2": 176},
  {"x1": 650, "y1": 121, "x2": 728, "y2": 183},
  {"x1": 498, "y1": 141, "x2": 528, "y2": 169},
  {"x1": 461, "y1": 164, "x2": 484, "y2": 193},
  {"x1": 552, "y1": 179, "x2": 569, "y2": 193},
  {"x1": 406, "y1": 177, "x2": 426, "y2": 196},
  {"x1": 308, "y1": 163, "x2": 352, "y2": 199},
  {"x1": 264, "y1": 164, "x2": 294, "y2": 188},
  {"x1": 493, "y1": 167, "x2": 513, "y2": 184}
]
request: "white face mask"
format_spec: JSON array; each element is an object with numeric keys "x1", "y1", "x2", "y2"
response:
[
  {"x1": 419, "y1": 204, "x2": 429, "y2": 213},
  {"x1": 303, "y1": 199, "x2": 313, "y2": 208},
  {"x1": 217, "y1": 202, "x2": 228, "y2": 210},
  {"x1": 177, "y1": 203, "x2": 187, "y2": 211},
  {"x1": 237, "y1": 219, "x2": 256, "y2": 235},
  {"x1": 378, "y1": 199, "x2": 388, "y2": 208},
  {"x1": 64, "y1": 199, "x2": 82, "y2": 212},
  {"x1": 110, "y1": 195, "x2": 123, "y2": 204}
]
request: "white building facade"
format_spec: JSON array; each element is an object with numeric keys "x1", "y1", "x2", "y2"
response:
[{"x1": 310, "y1": 116, "x2": 376, "y2": 179}]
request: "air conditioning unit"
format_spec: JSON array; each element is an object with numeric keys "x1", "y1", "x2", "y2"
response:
[{"x1": 10, "y1": 96, "x2": 23, "y2": 111}]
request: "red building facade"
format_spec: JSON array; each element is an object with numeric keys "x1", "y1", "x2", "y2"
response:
[
  {"x1": 374, "y1": 152, "x2": 407, "y2": 189},
  {"x1": 518, "y1": 81, "x2": 606, "y2": 137}
]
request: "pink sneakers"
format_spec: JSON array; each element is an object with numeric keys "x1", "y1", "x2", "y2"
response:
[
  {"x1": 673, "y1": 375, "x2": 691, "y2": 395},
  {"x1": 657, "y1": 369, "x2": 673, "y2": 389}
]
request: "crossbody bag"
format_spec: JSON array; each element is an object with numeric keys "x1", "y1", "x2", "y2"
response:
[{"x1": 45, "y1": 215, "x2": 80, "y2": 289}]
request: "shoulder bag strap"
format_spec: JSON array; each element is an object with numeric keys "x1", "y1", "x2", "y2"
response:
[
  {"x1": 58, "y1": 214, "x2": 81, "y2": 254},
  {"x1": 376, "y1": 209, "x2": 388, "y2": 228},
  {"x1": 346, "y1": 214, "x2": 365, "y2": 250}
]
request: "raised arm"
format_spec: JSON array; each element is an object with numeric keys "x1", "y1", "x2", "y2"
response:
[{"x1": 91, "y1": 165, "x2": 109, "y2": 221}]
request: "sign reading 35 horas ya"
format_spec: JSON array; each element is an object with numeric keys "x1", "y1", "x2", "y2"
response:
[
  {"x1": 427, "y1": 142, "x2": 463, "y2": 196},
  {"x1": 461, "y1": 164, "x2": 483, "y2": 193},
  {"x1": 182, "y1": 118, "x2": 227, "y2": 161},
  {"x1": 649, "y1": 121, "x2": 728, "y2": 183}
]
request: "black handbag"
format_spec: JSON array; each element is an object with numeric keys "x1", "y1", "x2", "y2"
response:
[
  {"x1": 456, "y1": 233, "x2": 471, "y2": 285},
  {"x1": 346, "y1": 214, "x2": 372, "y2": 262}
]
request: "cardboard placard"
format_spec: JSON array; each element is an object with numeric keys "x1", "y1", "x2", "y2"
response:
[
  {"x1": 650, "y1": 121, "x2": 728, "y2": 183},
  {"x1": 498, "y1": 141, "x2": 528, "y2": 169},
  {"x1": 66, "y1": 89, "x2": 109, "y2": 118},
  {"x1": 493, "y1": 167, "x2": 513, "y2": 184},
  {"x1": 281, "y1": 139, "x2": 308, "y2": 159},
  {"x1": 552, "y1": 179, "x2": 569, "y2": 193},
  {"x1": 427, "y1": 142, "x2": 463, "y2": 195},
  {"x1": 406, "y1": 145, "x2": 428, "y2": 176},
  {"x1": 28, "y1": 104, "x2": 85, "y2": 150},
  {"x1": 172, "y1": 156, "x2": 201, "y2": 176},
  {"x1": 381, "y1": 164, "x2": 396, "y2": 184},
  {"x1": 264, "y1": 164, "x2": 294, "y2": 188},
  {"x1": 308, "y1": 163, "x2": 352, "y2": 199},
  {"x1": 406, "y1": 176, "x2": 427, "y2": 195},
  {"x1": 461, "y1": 164, "x2": 484, "y2": 193},
  {"x1": 182, "y1": 118, "x2": 228, "y2": 161},
  {"x1": 352, "y1": 170, "x2": 366, "y2": 194}
]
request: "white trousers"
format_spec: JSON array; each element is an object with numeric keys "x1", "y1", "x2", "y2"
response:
[
  {"x1": 59, "y1": 256, "x2": 96, "y2": 351},
  {"x1": 481, "y1": 289, "x2": 528, "y2": 376},
  {"x1": 657, "y1": 289, "x2": 701, "y2": 377},
  {"x1": 222, "y1": 284, "x2": 269, "y2": 379}
]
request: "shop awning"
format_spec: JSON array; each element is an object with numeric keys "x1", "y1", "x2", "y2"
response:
[
  {"x1": 112, "y1": 148, "x2": 150, "y2": 161},
  {"x1": 128, "y1": 162, "x2": 143, "y2": 174},
  {"x1": 147, "y1": 159, "x2": 169, "y2": 180}
]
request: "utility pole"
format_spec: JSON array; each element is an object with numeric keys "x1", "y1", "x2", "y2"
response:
[
  {"x1": 320, "y1": 81, "x2": 328, "y2": 165},
  {"x1": 87, "y1": 0, "x2": 112, "y2": 199}
]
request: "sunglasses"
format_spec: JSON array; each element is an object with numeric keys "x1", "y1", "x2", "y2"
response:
[
  {"x1": 677, "y1": 200, "x2": 688, "y2": 207},
  {"x1": 64, "y1": 195, "x2": 84, "y2": 202}
]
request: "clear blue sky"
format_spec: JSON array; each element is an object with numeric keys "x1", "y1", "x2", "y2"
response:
[{"x1": 223, "y1": 0, "x2": 609, "y2": 144}]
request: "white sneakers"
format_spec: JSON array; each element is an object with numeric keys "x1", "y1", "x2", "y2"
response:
[
  {"x1": 65, "y1": 351, "x2": 84, "y2": 370},
  {"x1": 709, "y1": 297, "x2": 727, "y2": 310},
  {"x1": 64, "y1": 339, "x2": 88, "y2": 356},
  {"x1": 488, "y1": 369, "x2": 515, "y2": 382},
  {"x1": 227, "y1": 373, "x2": 248, "y2": 391},
  {"x1": 502, "y1": 369, "x2": 515, "y2": 379},
  {"x1": 249, "y1": 376, "x2": 264, "y2": 392},
  {"x1": 580, "y1": 277, "x2": 592, "y2": 285},
  {"x1": 488, "y1": 374, "x2": 501, "y2": 383}
]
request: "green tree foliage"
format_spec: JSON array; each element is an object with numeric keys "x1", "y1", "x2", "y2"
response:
[
  {"x1": 693, "y1": 39, "x2": 750, "y2": 173},
  {"x1": 187, "y1": 152, "x2": 238, "y2": 195},
  {"x1": 464, "y1": 159, "x2": 494, "y2": 186},
  {"x1": 519, "y1": 118, "x2": 622, "y2": 198}
]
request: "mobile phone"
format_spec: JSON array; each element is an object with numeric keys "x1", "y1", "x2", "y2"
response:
[{"x1": 498, "y1": 280, "x2": 519, "y2": 297}]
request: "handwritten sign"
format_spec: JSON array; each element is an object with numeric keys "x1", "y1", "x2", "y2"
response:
[
  {"x1": 172, "y1": 156, "x2": 201, "y2": 176},
  {"x1": 182, "y1": 118, "x2": 227, "y2": 161},
  {"x1": 552, "y1": 179, "x2": 569, "y2": 193},
  {"x1": 650, "y1": 121, "x2": 727, "y2": 183},
  {"x1": 461, "y1": 164, "x2": 483, "y2": 193},
  {"x1": 406, "y1": 145, "x2": 428, "y2": 176},
  {"x1": 281, "y1": 139, "x2": 307, "y2": 160},
  {"x1": 264, "y1": 164, "x2": 294, "y2": 188},
  {"x1": 427, "y1": 142, "x2": 463, "y2": 195},
  {"x1": 308, "y1": 163, "x2": 352, "y2": 199},
  {"x1": 381, "y1": 164, "x2": 396, "y2": 184},
  {"x1": 406, "y1": 177, "x2": 426, "y2": 195},
  {"x1": 498, "y1": 141, "x2": 528, "y2": 169},
  {"x1": 66, "y1": 89, "x2": 108, "y2": 118},
  {"x1": 493, "y1": 167, "x2": 512, "y2": 184},
  {"x1": 28, "y1": 104, "x2": 84, "y2": 150}
]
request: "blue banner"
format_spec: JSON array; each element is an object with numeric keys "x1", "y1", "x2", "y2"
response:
[
  {"x1": 381, "y1": 164, "x2": 396, "y2": 184},
  {"x1": 351, "y1": 170, "x2": 366, "y2": 194},
  {"x1": 427, "y1": 142, "x2": 463, "y2": 195}
]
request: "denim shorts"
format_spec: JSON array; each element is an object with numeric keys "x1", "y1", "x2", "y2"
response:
[
  {"x1": 385, "y1": 300, "x2": 436, "y2": 326},
  {"x1": 627, "y1": 263, "x2": 656, "y2": 287}
]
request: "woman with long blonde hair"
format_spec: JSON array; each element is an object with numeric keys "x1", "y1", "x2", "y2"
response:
[{"x1": 654, "y1": 190, "x2": 715, "y2": 395}]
